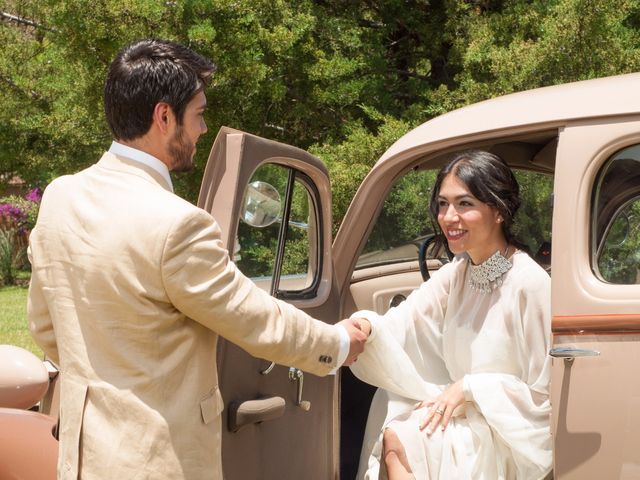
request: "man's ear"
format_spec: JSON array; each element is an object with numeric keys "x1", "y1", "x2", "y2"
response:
[{"x1": 152, "y1": 102, "x2": 173, "y2": 134}]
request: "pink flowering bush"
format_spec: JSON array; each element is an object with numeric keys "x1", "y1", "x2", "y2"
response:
[
  {"x1": 0, "y1": 188, "x2": 41, "y2": 233},
  {"x1": 0, "y1": 188, "x2": 41, "y2": 285}
]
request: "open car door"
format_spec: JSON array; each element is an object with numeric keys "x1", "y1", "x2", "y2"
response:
[{"x1": 197, "y1": 127, "x2": 340, "y2": 479}]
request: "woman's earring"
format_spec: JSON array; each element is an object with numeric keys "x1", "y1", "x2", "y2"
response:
[{"x1": 497, "y1": 217, "x2": 503, "y2": 223}]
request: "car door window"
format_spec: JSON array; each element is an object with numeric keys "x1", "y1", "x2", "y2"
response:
[
  {"x1": 593, "y1": 144, "x2": 640, "y2": 284},
  {"x1": 235, "y1": 163, "x2": 320, "y2": 297},
  {"x1": 512, "y1": 170, "x2": 553, "y2": 268},
  {"x1": 356, "y1": 169, "x2": 438, "y2": 269}
]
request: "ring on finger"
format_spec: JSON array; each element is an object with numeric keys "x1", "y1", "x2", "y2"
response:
[{"x1": 435, "y1": 408, "x2": 445, "y2": 416}]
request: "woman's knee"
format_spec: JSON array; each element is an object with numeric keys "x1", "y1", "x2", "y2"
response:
[
  {"x1": 382, "y1": 428, "x2": 413, "y2": 478},
  {"x1": 383, "y1": 428, "x2": 402, "y2": 454},
  {"x1": 383, "y1": 428, "x2": 407, "y2": 465}
]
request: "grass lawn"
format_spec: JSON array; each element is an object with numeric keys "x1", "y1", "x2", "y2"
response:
[{"x1": 0, "y1": 285, "x2": 43, "y2": 357}]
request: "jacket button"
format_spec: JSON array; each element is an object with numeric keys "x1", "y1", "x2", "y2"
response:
[{"x1": 318, "y1": 355, "x2": 332, "y2": 364}]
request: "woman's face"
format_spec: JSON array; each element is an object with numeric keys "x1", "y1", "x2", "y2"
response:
[{"x1": 436, "y1": 173, "x2": 506, "y2": 264}]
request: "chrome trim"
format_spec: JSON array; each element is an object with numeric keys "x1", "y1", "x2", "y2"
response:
[
  {"x1": 260, "y1": 361, "x2": 276, "y2": 375},
  {"x1": 289, "y1": 367, "x2": 310, "y2": 411},
  {"x1": 389, "y1": 294, "x2": 406, "y2": 309},
  {"x1": 549, "y1": 347, "x2": 601, "y2": 358}
]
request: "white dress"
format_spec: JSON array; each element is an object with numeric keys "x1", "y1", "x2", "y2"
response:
[{"x1": 350, "y1": 252, "x2": 552, "y2": 480}]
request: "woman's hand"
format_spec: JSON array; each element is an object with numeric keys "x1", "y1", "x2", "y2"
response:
[
  {"x1": 352, "y1": 318, "x2": 371, "y2": 337},
  {"x1": 417, "y1": 379, "x2": 465, "y2": 435}
]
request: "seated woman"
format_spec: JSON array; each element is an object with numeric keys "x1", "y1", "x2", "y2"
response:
[{"x1": 350, "y1": 150, "x2": 552, "y2": 480}]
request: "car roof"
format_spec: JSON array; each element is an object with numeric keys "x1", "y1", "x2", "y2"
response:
[{"x1": 376, "y1": 72, "x2": 640, "y2": 167}]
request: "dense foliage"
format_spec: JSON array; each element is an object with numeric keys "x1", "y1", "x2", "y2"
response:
[{"x1": 2, "y1": 0, "x2": 640, "y2": 274}]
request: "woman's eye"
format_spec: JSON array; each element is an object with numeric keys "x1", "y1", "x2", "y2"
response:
[
  {"x1": 459, "y1": 201, "x2": 472, "y2": 207},
  {"x1": 438, "y1": 200, "x2": 448, "y2": 208}
]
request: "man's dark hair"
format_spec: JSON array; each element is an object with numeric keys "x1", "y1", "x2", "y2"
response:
[{"x1": 104, "y1": 39, "x2": 216, "y2": 141}]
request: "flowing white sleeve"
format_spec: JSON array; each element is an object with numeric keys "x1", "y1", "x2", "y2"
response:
[
  {"x1": 349, "y1": 260, "x2": 459, "y2": 402},
  {"x1": 463, "y1": 265, "x2": 552, "y2": 479}
]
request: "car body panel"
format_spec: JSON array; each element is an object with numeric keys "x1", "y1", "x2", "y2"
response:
[
  {"x1": 552, "y1": 118, "x2": 640, "y2": 317},
  {"x1": 377, "y1": 73, "x2": 640, "y2": 168},
  {"x1": 551, "y1": 336, "x2": 640, "y2": 479},
  {"x1": 549, "y1": 117, "x2": 640, "y2": 478},
  {"x1": 0, "y1": 408, "x2": 57, "y2": 480}
]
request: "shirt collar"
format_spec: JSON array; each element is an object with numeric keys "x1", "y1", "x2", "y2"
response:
[{"x1": 108, "y1": 141, "x2": 173, "y2": 192}]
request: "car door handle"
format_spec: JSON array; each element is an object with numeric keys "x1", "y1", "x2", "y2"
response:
[
  {"x1": 549, "y1": 347, "x2": 601, "y2": 358},
  {"x1": 228, "y1": 396, "x2": 286, "y2": 432},
  {"x1": 289, "y1": 368, "x2": 311, "y2": 411}
]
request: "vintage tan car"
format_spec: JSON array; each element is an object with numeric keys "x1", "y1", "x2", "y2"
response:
[{"x1": 3, "y1": 72, "x2": 640, "y2": 479}]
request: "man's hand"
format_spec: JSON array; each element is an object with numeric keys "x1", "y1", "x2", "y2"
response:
[{"x1": 338, "y1": 318, "x2": 368, "y2": 366}]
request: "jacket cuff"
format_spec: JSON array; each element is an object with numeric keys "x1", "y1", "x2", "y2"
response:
[{"x1": 329, "y1": 324, "x2": 350, "y2": 373}]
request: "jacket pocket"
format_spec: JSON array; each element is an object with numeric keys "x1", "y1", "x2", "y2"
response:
[{"x1": 200, "y1": 385, "x2": 224, "y2": 425}]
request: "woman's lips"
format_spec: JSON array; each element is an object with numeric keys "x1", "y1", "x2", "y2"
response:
[{"x1": 445, "y1": 229, "x2": 466, "y2": 241}]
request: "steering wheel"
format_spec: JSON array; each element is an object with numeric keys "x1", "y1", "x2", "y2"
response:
[{"x1": 419, "y1": 234, "x2": 452, "y2": 281}]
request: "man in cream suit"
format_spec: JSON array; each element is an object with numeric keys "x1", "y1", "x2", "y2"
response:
[{"x1": 27, "y1": 39, "x2": 367, "y2": 479}]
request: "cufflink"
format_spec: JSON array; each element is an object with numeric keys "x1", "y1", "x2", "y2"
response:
[{"x1": 318, "y1": 355, "x2": 333, "y2": 364}]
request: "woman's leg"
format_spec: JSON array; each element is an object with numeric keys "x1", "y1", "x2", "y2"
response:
[{"x1": 382, "y1": 428, "x2": 415, "y2": 480}]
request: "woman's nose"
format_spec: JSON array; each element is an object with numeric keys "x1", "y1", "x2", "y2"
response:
[{"x1": 443, "y1": 205, "x2": 459, "y2": 222}]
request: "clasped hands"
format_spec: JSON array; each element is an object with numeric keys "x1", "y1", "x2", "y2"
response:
[{"x1": 338, "y1": 317, "x2": 371, "y2": 366}]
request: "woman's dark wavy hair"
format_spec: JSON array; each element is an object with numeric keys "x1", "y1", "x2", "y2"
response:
[
  {"x1": 429, "y1": 150, "x2": 523, "y2": 248},
  {"x1": 104, "y1": 38, "x2": 216, "y2": 141}
]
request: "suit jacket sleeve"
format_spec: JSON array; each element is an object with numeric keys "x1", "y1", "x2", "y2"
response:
[
  {"x1": 27, "y1": 246, "x2": 59, "y2": 365},
  {"x1": 161, "y1": 208, "x2": 341, "y2": 376}
]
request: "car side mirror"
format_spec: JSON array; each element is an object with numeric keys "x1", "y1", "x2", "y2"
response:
[{"x1": 240, "y1": 181, "x2": 281, "y2": 228}]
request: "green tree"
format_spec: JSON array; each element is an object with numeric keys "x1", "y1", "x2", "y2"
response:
[
  {"x1": 2, "y1": 0, "x2": 640, "y2": 232},
  {"x1": 311, "y1": 112, "x2": 413, "y2": 235},
  {"x1": 1, "y1": 0, "x2": 404, "y2": 199}
]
